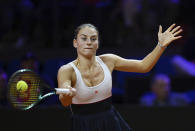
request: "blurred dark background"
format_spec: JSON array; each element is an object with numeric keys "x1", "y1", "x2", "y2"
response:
[{"x1": 1, "y1": 0, "x2": 195, "y2": 131}]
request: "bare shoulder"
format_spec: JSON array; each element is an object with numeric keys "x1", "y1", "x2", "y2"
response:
[
  {"x1": 99, "y1": 53, "x2": 118, "y2": 63},
  {"x1": 57, "y1": 61, "x2": 78, "y2": 88},
  {"x1": 98, "y1": 54, "x2": 118, "y2": 72},
  {"x1": 58, "y1": 63, "x2": 73, "y2": 73},
  {"x1": 57, "y1": 62, "x2": 74, "y2": 78}
]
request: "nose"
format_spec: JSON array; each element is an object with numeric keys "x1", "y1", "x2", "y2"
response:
[
  {"x1": 86, "y1": 39, "x2": 92, "y2": 45},
  {"x1": 87, "y1": 42, "x2": 92, "y2": 46}
]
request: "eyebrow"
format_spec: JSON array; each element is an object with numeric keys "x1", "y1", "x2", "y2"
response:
[
  {"x1": 80, "y1": 34, "x2": 87, "y2": 37},
  {"x1": 80, "y1": 34, "x2": 97, "y2": 37}
]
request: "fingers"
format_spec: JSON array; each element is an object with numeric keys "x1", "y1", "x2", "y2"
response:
[
  {"x1": 171, "y1": 25, "x2": 181, "y2": 34},
  {"x1": 59, "y1": 87, "x2": 76, "y2": 97},
  {"x1": 173, "y1": 29, "x2": 183, "y2": 36},
  {"x1": 165, "y1": 23, "x2": 183, "y2": 37},
  {"x1": 60, "y1": 83, "x2": 77, "y2": 97},
  {"x1": 166, "y1": 23, "x2": 176, "y2": 32},
  {"x1": 66, "y1": 88, "x2": 77, "y2": 97},
  {"x1": 173, "y1": 36, "x2": 182, "y2": 41},
  {"x1": 70, "y1": 88, "x2": 77, "y2": 96},
  {"x1": 158, "y1": 25, "x2": 162, "y2": 34},
  {"x1": 63, "y1": 88, "x2": 76, "y2": 97}
]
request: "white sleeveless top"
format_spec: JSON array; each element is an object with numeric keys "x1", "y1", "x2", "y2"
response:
[{"x1": 69, "y1": 56, "x2": 112, "y2": 104}]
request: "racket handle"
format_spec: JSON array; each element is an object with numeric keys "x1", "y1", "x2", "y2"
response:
[{"x1": 55, "y1": 88, "x2": 76, "y2": 94}]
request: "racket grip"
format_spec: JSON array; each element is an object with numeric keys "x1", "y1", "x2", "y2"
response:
[{"x1": 55, "y1": 88, "x2": 71, "y2": 94}]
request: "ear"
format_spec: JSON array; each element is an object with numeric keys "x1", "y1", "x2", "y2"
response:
[
  {"x1": 97, "y1": 43, "x2": 99, "y2": 50},
  {"x1": 73, "y1": 39, "x2": 78, "y2": 48}
]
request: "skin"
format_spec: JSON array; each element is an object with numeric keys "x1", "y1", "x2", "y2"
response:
[{"x1": 58, "y1": 24, "x2": 182, "y2": 107}]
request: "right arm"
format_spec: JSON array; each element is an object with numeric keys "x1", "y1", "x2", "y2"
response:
[
  {"x1": 57, "y1": 64, "x2": 76, "y2": 107},
  {"x1": 100, "y1": 24, "x2": 182, "y2": 73}
]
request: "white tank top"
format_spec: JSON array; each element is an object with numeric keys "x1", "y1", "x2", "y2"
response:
[{"x1": 69, "y1": 56, "x2": 112, "y2": 104}]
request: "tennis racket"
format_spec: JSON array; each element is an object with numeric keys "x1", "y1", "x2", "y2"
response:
[{"x1": 7, "y1": 69, "x2": 73, "y2": 110}]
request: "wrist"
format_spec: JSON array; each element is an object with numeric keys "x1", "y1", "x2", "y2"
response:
[{"x1": 157, "y1": 42, "x2": 167, "y2": 49}]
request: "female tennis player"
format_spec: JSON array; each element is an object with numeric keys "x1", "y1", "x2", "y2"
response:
[{"x1": 57, "y1": 23, "x2": 182, "y2": 131}]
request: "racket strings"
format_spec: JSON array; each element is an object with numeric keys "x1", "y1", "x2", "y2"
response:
[{"x1": 8, "y1": 71, "x2": 41, "y2": 110}]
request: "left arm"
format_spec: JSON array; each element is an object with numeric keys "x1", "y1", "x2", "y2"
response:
[{"x1": 102, "y1": 24, "x2": 182, "y2": 73}]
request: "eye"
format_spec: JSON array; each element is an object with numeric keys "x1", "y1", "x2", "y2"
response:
[
  {"x1": 81, "y1": 37, "x2": 87, "y2": 41},
  {"x1": 91, "y1": 37, "x2": 97, "y2": 41}
]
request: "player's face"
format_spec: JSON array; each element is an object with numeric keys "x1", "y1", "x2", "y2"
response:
[{"x1": 74, "y1": 27, "x2": 99, "y2": 57}]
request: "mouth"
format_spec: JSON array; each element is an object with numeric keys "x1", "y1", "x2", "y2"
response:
[{"x1": 84, "y1": 48, "x2": 93, "y2": 49}]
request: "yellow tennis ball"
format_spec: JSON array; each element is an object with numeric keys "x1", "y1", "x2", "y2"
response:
[{"x1": 16, "y1": 80, "x2": 28, "y2": 92}]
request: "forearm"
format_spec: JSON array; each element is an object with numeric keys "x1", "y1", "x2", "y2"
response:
[
  {"x1": 112, "y1": 24, "x2": 182, "y2": 73},
  {"x1": 141, "y1": 42, "x2": 166, "y2": 72},
  {"x1": 141, "y1": 23, "x2": 182, "y2": 72}
]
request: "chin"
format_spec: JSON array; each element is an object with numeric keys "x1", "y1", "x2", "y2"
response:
[
  {"x1": 78, "y1": 49, "x2": 96, "y2": 57},
  {"x1": 83, "y1": 52, "x2": 96, "y2": 58}
]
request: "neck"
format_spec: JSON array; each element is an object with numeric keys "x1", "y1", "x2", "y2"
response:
[{"x1": 76, "y1": 55, "x2": 97, "y2": 70}]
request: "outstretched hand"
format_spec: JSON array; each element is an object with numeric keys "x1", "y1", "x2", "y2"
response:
[{"x1": 158, "y1": 24, "x2": 182, "y2": 47}]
